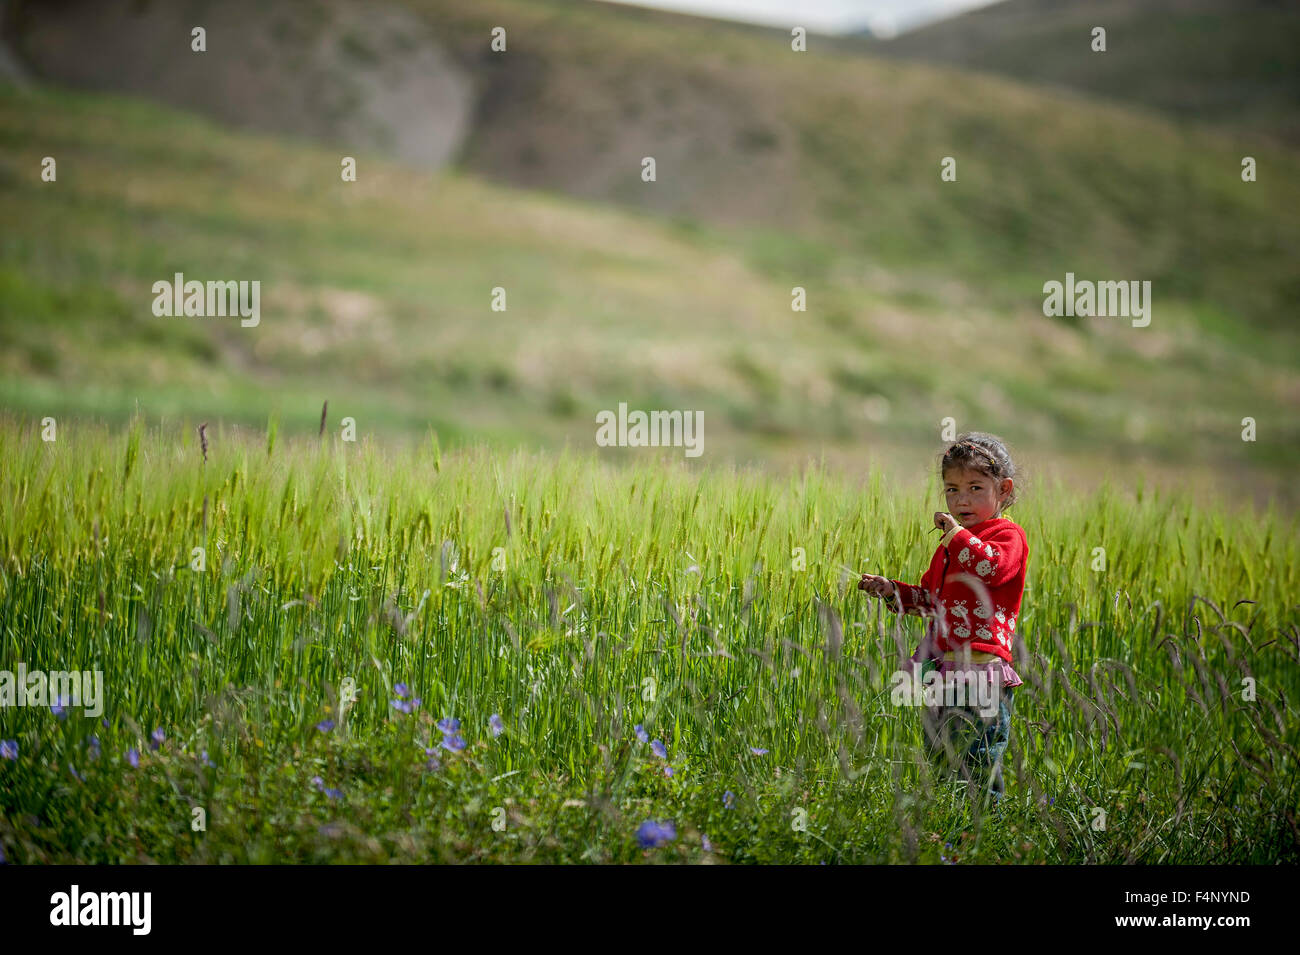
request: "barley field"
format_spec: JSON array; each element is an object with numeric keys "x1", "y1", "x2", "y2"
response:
[{"x1": 1, "y1": 417, "x2": 1296, "y2": 864}]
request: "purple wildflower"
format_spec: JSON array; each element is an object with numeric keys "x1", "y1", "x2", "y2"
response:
[
  {"x1": 324, "y1": 787, "x2": 343, "y2": 801},
  {"x1": 424, "y1": 747, "x2": 442, "y2": 772},
  {"x1": 749, "y1": 747, "x2": 769, "y2": 756},
  {"x1": 200, "y1": 750, "x2": 215, "y2": 768},
  {"x1": 437, "y1": 717, "x2": 460, "y2": 735},
  {"x1": 442, "y1": 734, "x2": 467, "y2": 752},
  {"x1": 126, "y1": 748, "x2": 140, "y2": 768},
  {"x1": 634, "y1": 725, "x2": 649, "y2": 744},
  {"x1": 51, "y1": 695, "x2": 70, "y2": 719},
  {"x1": 664, "y1": 765, "x2": 674, "y2": 777},
  {"x1": 724, "y1": 790, "x2": 736, "y2": 809},
  {"x1": 87, "y1": 736, "x2": 101, "y2": 761},
  {"x1": 702, "y1": 833, "x2": 713, "y2": 853},
  {"x1": 150, "y1": 727, "x2": 165, "y2": 751},
  {"x1": 636, "y1": 819, "x2": 677, "y2": 849},
  {"x1": 651, "y1": 740, "x2": 667, "y2": 759},
  {"x1": 316, "y1": 719, "x2": 335, "y2": 732},
  {"x1": 489, "y1": 714, "x2": 504, "y2": 738},
  {"x1": 68, "y1": 763, "x2": 84, "y2": 783},
  {"x1": 0, "y1": 740, "x2": 17, "y2": 760},
  {"x1": 391, "y1": 699, "x2": 414, "y2": 714},
  {"x1": 394, "y1": 683, "x2": 409, "y2": 698}
]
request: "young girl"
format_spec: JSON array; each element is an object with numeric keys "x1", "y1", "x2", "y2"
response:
[{"x1": 858, "y1": 433, "x2": 1027, "y2": 805}]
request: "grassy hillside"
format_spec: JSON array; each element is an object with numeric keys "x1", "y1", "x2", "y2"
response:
[
  {"x1": 3, "y1": 0, "x2": 1300, "y2": 504},
  {"x1": 421, "y1": 0, "x2": 1300, "y2": 338},
  {"x1": 1, "y1": 79, "x2": 1298, "y2": 504},
  {"x1": 10, "y1": 0, "x2": 1300, "y2": 335},
  {"x1": 870, "y1": 0, "x2": 1300, "y2": 146},
  {"x1": 1, "y1": 422, "x2": 1296, "y2": 862},
  {"x1": 6, "y1": 0, "x2": 474, "y2": 168}
]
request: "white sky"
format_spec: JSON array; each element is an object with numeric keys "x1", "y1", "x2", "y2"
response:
[{"x1": 596, "y1": 0, "x2": 1006, "y2": 37}]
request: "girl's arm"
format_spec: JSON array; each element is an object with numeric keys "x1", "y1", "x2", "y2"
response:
[
  {"x1": 861, "y1": 573, "x2": 934, "y2": 616},
  {"x1": 880, "y1": 580, "x2": 934, "y2": 617}
]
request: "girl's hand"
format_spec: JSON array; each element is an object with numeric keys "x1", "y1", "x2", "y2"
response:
[
  {"x1": 858, "y1": 573, "x2": 893, "y2": 597},
  {"x1": 933, "y1": 511, "x2": 960, "y2": 535}
]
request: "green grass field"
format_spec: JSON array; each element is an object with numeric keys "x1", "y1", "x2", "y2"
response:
[
  {"x1": 1, "y1": 419, "x2": 1296, "y2": 863},
  {"x1": 2, "y1": 0, "x2": 1298, "y2": 866}
]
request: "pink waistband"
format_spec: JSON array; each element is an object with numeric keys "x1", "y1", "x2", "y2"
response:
[{"x1": 905, "y1": 656, "x2": 1023, "y2": 689}]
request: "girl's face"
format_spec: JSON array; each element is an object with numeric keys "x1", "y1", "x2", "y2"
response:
[{"x1": 943, "y1": 466, "x2": 1012, "y2": 529}]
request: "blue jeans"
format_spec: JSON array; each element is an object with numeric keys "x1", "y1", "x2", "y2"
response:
[{"x1": 922, "y1": 685, "x2": 1015, "y2": 802}]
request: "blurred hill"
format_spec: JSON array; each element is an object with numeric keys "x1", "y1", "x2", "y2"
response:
[
  {"x1": 864, "y1": 0, "x2": 1300, "y2": 146},
  {"x1": 0, "y1": 0, "x2": 1297, "y2": 504},
  {"x1": 6, "y1": 0, "x2": 474, "y2": 167}
]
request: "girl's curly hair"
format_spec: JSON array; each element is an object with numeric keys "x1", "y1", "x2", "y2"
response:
[{"x1": 940, "y1": 432, "x2": 1020, "y2": 511}]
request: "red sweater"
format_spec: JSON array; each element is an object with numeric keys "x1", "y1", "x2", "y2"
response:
[{"x1": 881, "y1": 517, "x2": 1028, "y2": 663}]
